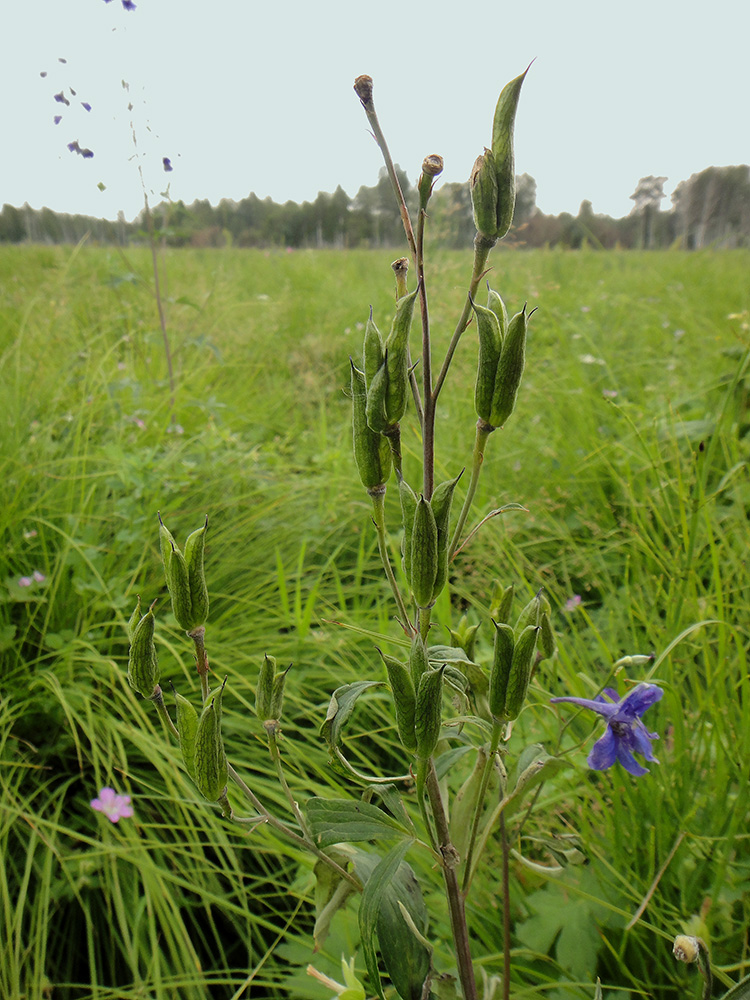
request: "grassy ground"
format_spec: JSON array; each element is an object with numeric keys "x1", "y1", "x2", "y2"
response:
[{"x1": 1, "y1": 242, "x2": 749, "y2": 999}]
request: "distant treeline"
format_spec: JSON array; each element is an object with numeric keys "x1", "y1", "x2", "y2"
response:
[{"x1": 3, "y1": 164, "x2": 749, "y2": 250}]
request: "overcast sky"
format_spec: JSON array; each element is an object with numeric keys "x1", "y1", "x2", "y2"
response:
[{"x1": 4, "y1": 0, "x2": 749, "y2": 223}]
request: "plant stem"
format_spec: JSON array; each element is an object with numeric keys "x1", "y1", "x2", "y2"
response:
[
  {"x1": 424, "y1": 762, "x2": 478, "y2": 1000},
  {"x1": 370, "y1": 490, "x2": 415, "y2": 636},
  {"x1": 500, "y1": 812, "x2": 511, "y2": 1000},
  {"x1": 188, "y1": 626, "x2": 211, "y2": 702},
  {"x1": 416, "y1": 209, "x2": 435, "y2": 499},
  {"x1": 433, "y1": 233, "x2": 496, "y2": 406},
  {"x1": 226, "y1": 763, "x2": 362, "y2": 891},
  {"x1": 266, "y1": 725, "x2": 312, "y2": 839},
  {"x1": 449, "y1": 421, "x2": 493, "y2": 562},
  {"x1": 461, "y1": 721, "x2": 503, "y2": 894},
  {"x1": 150, "y1": 685, "x2": 179, "y2": 739}
]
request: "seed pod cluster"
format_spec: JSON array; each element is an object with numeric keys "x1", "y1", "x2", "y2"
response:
[
  {"x1": 378, "y1": 649, "x2": 417, "y2": 752},
  {"x1": 255, "y1": 654, "x2": 290, "y2": 723},
  {"x1": 470, "y1": 68, "x2": 528, "y2": 241},
  {"x1": 361, "y1": 288, "x2": 418, "y2": 434},
  {"x1": 415, "y1": 665, "x2": 445, "y2": 760},
  {"x1": 472, "y1": 287, "x2": 531, "y2": 430},
  {"x1": 400, "y1": 474, "x2": 460, "y2": 609},
  {"x1": 488, "y1": 587, "x2": 556, "y2": 721},
  {"x1": 351, "y1": 361, "x2": 392, "y2": 493},
  {"x1": 158, "y1": 514, "x2": 210, "y2": 632},
  {"x1": 127, "y1": 598, "x2": 160, "y2": 698}
]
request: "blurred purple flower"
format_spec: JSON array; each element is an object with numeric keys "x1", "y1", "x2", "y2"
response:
[
  {"x1": 53, "y1": 115, "x2": 62, "y2": 125},
  {"x1": 122, "y1": 0, "x2": 136, "y2": 9},
  {"x1": 82, "y1": 102, "x2": 92, "y2": 112},
  {"x1": 551, "y1": 682, "x2": 664, "y2": 776},
  {"x1": 564, "y1": 595, "x2": 582, "y2": 612},
  {"x1": 162, "y1": 157, "x2": 173, "y2": 172},
  {"x1": 91, "y1": 787, "x2": 134, "y2": 823},
  {"x1": 18, "y1": 576, "x2": 32, "y2": 588},
  {"x1": 33, "y1": 570, "x2": 46, "y2": 583},
  {"x1": 54, "y1": 92, "x2": 70, "y2": 106}
]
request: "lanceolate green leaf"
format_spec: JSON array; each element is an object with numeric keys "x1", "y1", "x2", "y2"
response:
[
  {"x1": 354, "y1": 841, "x2": 430, "y2": 1000},
  {"x1": 320, "y1": 681, "x2": 383, "y2": 753},
  {"x1": 305, "y1": 797, "x2": 410, "y2": 848}
]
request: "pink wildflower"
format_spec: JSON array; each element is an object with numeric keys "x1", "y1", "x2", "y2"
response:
[
  {"x1": 91, "y1": 787, "x2": 134, "y2": 823},
  {"x1": 18, "y1": 576, "x2": 32, "y2": 587},
  {"x1": 565, "y1": 595, "x2": 582, "y2": 612}
]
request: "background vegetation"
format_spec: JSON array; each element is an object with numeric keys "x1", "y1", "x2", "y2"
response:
[
  {"x1": 1, "y1": 243, "x2": 749, "y2": 999},
  {"x1": 3, "y1": 162, "x2": 750, "y2": 251}
]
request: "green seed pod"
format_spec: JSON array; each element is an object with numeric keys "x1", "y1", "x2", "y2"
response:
[
  {"x1": 194, "y1": 679, "x2": 228, "y2": 802},
  {"x1": 490, "y1": 305, "x2": 528, "y2": 428},
  {"x1": 490, "y1": 582, "x2": 515, "y2": 624},
  {"x1": 489, "y1": 621, "x2": 515, "y2": 720},
  {"x1": 127, "y1": 603, "x2": 160, "y2": 698},
  {"x1": 447, "y1": 614, "x2": 482, "y2": 663},
  {"x1": 470, "y1": 149, "x2": 500, "y2": 240},
  {"x1": 363, "y1": 307, "x2": 384, "y2": 390},
  {"x1": 174, "y1": 687, "x2": 199, "y2": 781},
  {"x1": 383, "y1": 287, "x2": 419, "y2": 425},
  {"x1": 158, "y1": 512, "x2": 177, "y2": 578},
  {"x1": 378, "y1": 649, "x2": 417, "y2": 752},
  {"x1": 127, "y1": 596, "x2": 142, "y2": 643},
  {"x1": 256, "y1": 653, "x2": 276, "y2": 722},
  {"x1": 167, "y1": 543, "x2": 194, "y2": 631},
  {"x1": 490, "y1": 68, "x2": 529, "y2": 240},
  {"x1": 410, "y1": 495, "x2": 439, "y2": 609},
  {"x1": 472, "y1": 298, "x2": 503, "y2": 423},
  {"x1": 486, "y1": 283, "x2": 508, "y2": 342},
  {"x1": 408, "y1": 632, "x2": 430, "y2": 690},
  {"x1": 399, "y1": 477, "x2": 418, "y2": 583},
  {"x1": 270, "y1": 664, "x2": 290, "y2": 721},
  {"x1": 364, "y1": 358, "x2": 390, "y2": 434},
  {"x1": 504, "y1": 625, "x2": 540, "y2": 721},
  {"x1": 351, "y1": 360, "x2": 390, "y2": 492},
  {"x1": 430, "y1": 472, "x2": 462, "y2": 603},
  {"x1": 514, "y1": 589, "x2": 544, "y2": 635},
  {"x1": 415, "y1": 665, "x2": 445, "y2": 760},
  {"x1": 184, "y1": 516, "x2": 209, "y2": 629},
  {"x1": 538, "y1": 610, "x2": 556, "y2": 661}
]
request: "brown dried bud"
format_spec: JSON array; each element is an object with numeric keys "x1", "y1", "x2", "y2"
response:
[
  {"x1": 421, "y1": 154, "x2": 444, "y2": 178},
  {"x1": 353, "y1": 75, "x2": 374, "y2": 108},
  {"x1": 391, "y1": 257, "x2": 409, "y2": 299}
]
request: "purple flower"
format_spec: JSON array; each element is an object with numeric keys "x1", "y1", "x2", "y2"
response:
[
  {"x1": 564, "y1": 594, "x2": 582, "y2": 612},
  {"x1": 551, "y1": 682, "x2": 664, "y2": 776},
  {"x1": 91, "y1": 787, "x2": 134, "y2": 823},
  {"x1": 18, "y1": 576, "x2": 32, "y2": 587}
]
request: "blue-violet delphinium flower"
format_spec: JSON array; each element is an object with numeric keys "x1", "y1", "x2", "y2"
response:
[{"x1": 551, "y1": 682, "x2": 663, "y2": 776}]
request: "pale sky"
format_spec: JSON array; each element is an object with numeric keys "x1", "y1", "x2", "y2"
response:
[{"x1": 4, "y1": 0, "x2": 749, "y2": 223}]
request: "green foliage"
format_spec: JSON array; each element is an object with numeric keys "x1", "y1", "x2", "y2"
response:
[{"x1": 1, "y1": 242, "x2": 749, "y2": 997}]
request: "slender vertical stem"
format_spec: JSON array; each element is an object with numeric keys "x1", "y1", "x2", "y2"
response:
[
  {"x1": 370, "y1": 490, "x2": 415, "y2": 637},
  {"x1": 500, "y1": 812, "x2": 512, "y2": 1000},
  {"x1": 461, "y1": 721, "x2": 503, "y2": 894},
  {"x1": 424, "y1": 762, "x2": 478, "y2": 1000},
  {"x1": 189, "y1": 626, "x2": 211, "y2": 702},
  {"x1": 266, "y1": 726, "x2": 312, "y2": 839},
  {"x1": 449, "y1": 422, "x2": 493, "y2": 562},
  {"x1": 150, "y1": 685, "x2": 180, "y2": 739},
  {"x1": 433, "y1": 234, "x2": 497, "y2": 405}
]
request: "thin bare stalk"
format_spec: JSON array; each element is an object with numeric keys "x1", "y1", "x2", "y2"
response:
[
  {"x1": 425, "y1": 762, "x2": 478, "y2": 1000},
  {"x1": 266, "y1": 724, "x2": 312, "y2": 839},
  {"x1": 461, "y1": 721, "x2": 503, "y2": 894},
  {"x1": 500, "y1": 812, "x2": 512, "y2": 1000},
  {"x1": 150, "y1": 685, "x2": 179, "y2": 739},
  {"x1": 433, "y1": 233, "x2": 497, "y2": 405},
  {"x1": 354, "y1": 77, "x2": 416, "y2": 260},
  {"x1": 188, "y1": 626, "x2": 211, "y2": 702},
  {"x1": 370, "y1": 490, "x2": 415, "y2": 636},
  {"x1": 449, "y1": 421, "x2": 493, "y2": 562}
]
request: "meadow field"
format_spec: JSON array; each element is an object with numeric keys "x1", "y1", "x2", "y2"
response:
[{"x1": 1, "y1": 242, "x2": 749, "y2": 999}]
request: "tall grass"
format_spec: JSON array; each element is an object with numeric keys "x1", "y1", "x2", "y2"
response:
[{"x1": 1, "y1": 243, "x2": 748, "y2": 997}]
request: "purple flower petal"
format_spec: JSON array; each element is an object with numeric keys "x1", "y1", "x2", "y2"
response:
[
  {"x1": 588, "y1": 727, "x2": 617, "y2": 770},
  {"x1": 91, "y1": 786, "x2": 133, "y2": 822}
]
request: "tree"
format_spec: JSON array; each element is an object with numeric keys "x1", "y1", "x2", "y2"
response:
[{"x1": 629, "y1": 176, "x2": 668, "y2": 248}]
